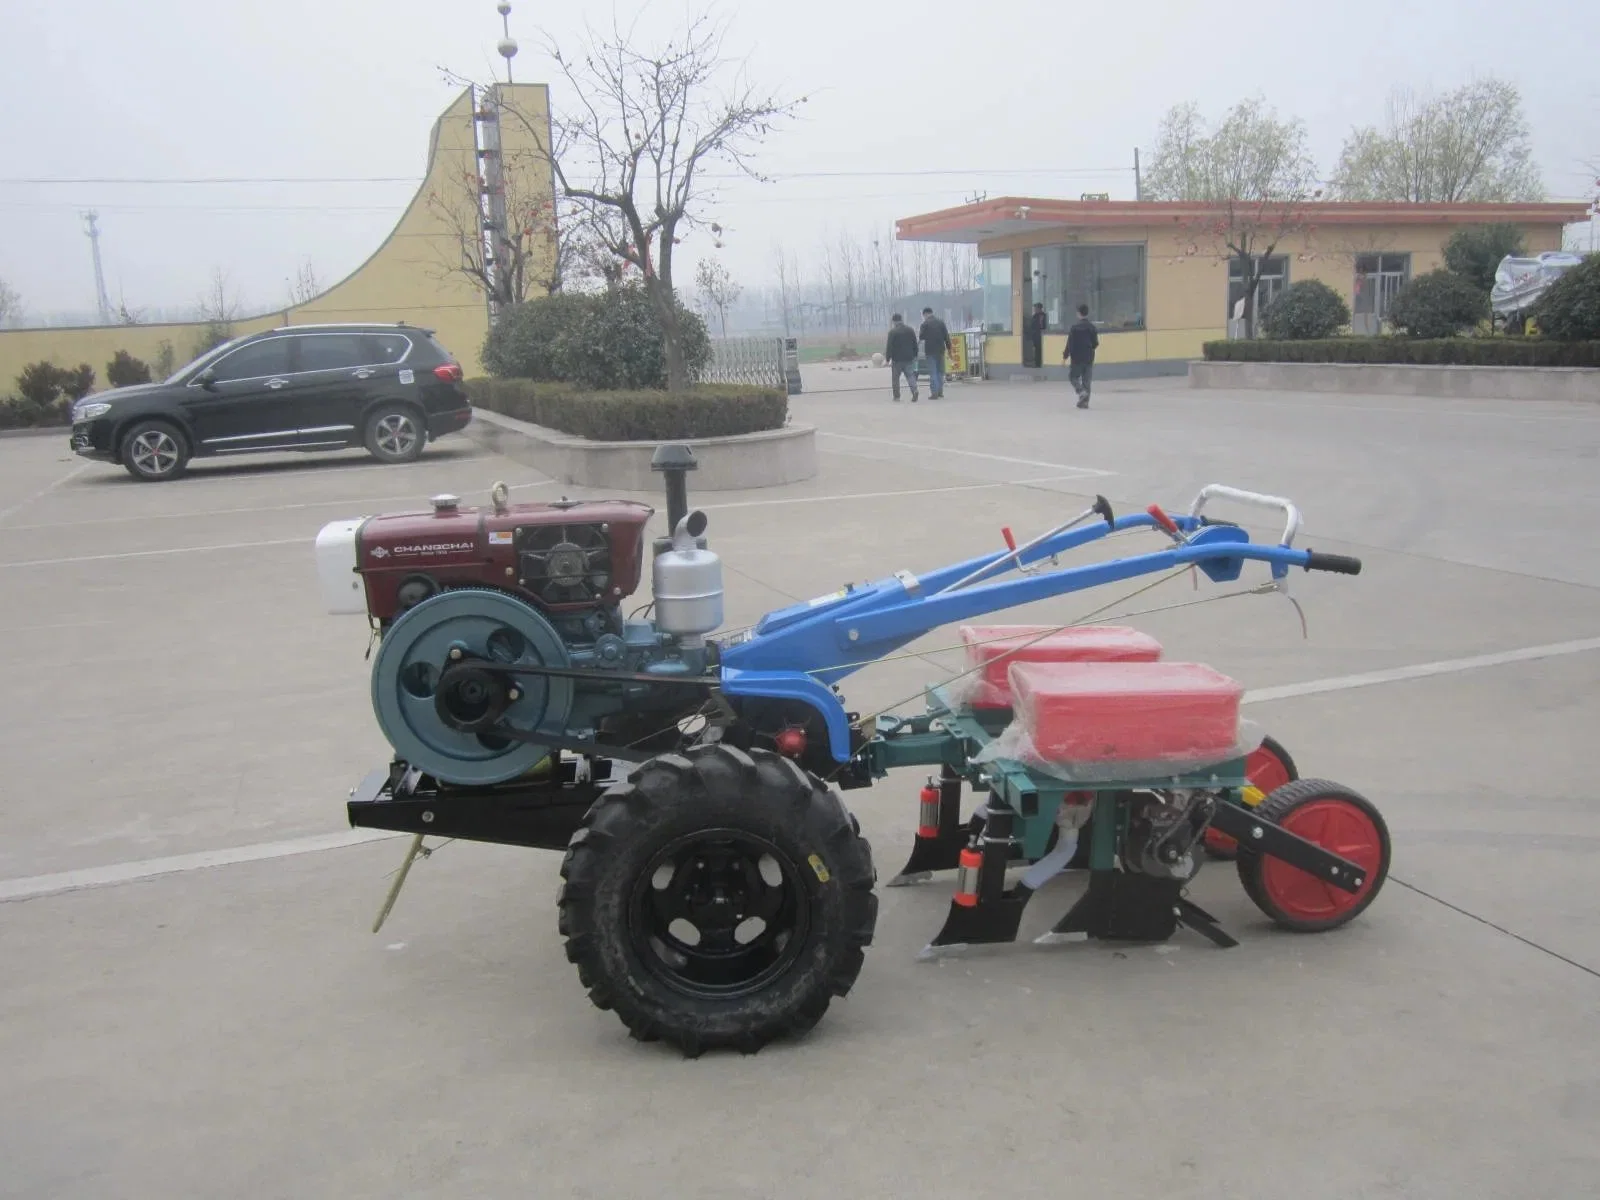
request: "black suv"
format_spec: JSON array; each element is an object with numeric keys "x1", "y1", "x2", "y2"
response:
[{"x1": 69, "y1": 322, "x2": 474, "y2": 481}]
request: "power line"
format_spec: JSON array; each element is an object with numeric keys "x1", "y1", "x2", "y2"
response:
[{"x1": 0, "y1": 166, "x2": 1139, "y2": 187}]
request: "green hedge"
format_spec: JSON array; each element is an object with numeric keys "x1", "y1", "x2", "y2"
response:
[
  {"x1": 1202, "y1": 337, "x2": 1600, "y2": 368},
  {"x1": 0, "y1": 395, "x2": 72, "y2": 431},
  {"x1": 466, "y1": 378, "x2": 788, "y2": 442}
]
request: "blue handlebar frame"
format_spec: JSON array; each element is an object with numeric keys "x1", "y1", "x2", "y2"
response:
[{"x1": 715, "y1": 508, "x2": 1321, "y2": 762}]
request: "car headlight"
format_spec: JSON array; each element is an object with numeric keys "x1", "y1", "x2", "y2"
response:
[{"x1": 74, "y1": 401, "x2": 112, "y2": 421}]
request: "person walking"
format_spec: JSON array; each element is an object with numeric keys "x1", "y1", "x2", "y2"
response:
[
  {"x1": 1063, "y1": 303, "x2": 1099, "y2": 408},
  {"x1": 884, "y1": 312, "x2": 920, "y2": 402},
  {"x1": 918, "y1": 306, "x2": 952, "y2": 398}
]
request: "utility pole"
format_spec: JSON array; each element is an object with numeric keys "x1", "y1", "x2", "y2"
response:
[
  {"x1": 1133, "y1": 148, "x2": 1143, "y2": 201},
  {"x1": 83, "y1": 211, "x2": 112, "y2": 323}
]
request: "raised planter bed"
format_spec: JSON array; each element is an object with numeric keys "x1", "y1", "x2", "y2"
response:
[
  {"x1": 1189, "y1": 360, "x2": 1600, "y2": 403},
  {"x1": 464, "y1": 407, "x2": 817, "y2": 491}
]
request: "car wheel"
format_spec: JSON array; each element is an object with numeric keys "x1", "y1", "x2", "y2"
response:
[
  {"x1": 364, "y1": 405, "x2": 426, "y2": 464},
  {"x1": 120, "y1": 419, "x2": 190, "y2": 482}
]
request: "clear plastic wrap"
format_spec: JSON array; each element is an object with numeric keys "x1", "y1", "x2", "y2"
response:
[
  {"x1": 950, "y1": 623, "x2": 1164, "y2": 709},
  {"x1": 973, "y1": 660, "x2": 1262, "y2": 783}
]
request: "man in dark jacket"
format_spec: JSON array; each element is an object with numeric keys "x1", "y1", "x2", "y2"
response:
[
  {"x1": 918, "y1": 306, "x2": 952, "y2": 398},
  {"x1": 1063, "y1": 303, "x2": 1099, "y2": 408},
  {"x1": 884, "y1": 312, "x2": 920, "y2": 402}
]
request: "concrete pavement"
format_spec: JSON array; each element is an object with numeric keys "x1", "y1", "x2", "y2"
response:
[{"x1": 2, "y1": 380, "x2": 1598, "y2": 1198}]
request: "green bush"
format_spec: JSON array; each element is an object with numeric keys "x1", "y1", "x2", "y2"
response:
[
  {"x1": 1260, "y1": 280, "x2": 1351, "y2": 340},
  {"x1": 1202, "y1": 337, "x2": 1600, "y2": 367},
  {"x1": 106, "y1": 349, "x2": 153, "y2": 388},
  {"x1": 1385, "y1": 269, "x2": 1490, "y2": 338},
  {"x1": 16, "y1": 361, "x2": 65, "y2": 406},
  {"x1": 1531, "y1": 254, "x2": 1600, "y2": 342},
  {"x1": 465, "y1": 378, "x2": 787, "y2": 441},
  {"x1": 60, "y1": 363, "x2": 95, "y2": 400},
  {"x1": 1443, "y1": 224, "x2": 1526, "y2": 295},
  {"x1": 0, "y1": 394, "x2": 72, "y2": 430},
  {"x1": 481, "y1": 284, "x2": 712, "y2": 390}
]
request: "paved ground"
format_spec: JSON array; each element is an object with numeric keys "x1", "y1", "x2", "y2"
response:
[{"x1": 2, "y1": 375, "x2": 1598, "y2": 1199}]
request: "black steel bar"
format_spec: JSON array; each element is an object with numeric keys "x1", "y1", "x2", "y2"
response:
[{"x1": 1208, "y1": 802, "x2": 1366, "y2": 893}]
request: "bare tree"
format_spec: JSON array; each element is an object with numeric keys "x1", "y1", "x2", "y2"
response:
[
  {"x1": 1147, "y1": 97, "x2": 1321, "y2": 336},
  {"x1": 1330, "y1": 78, "x2": 1544, "y2": 203},
  {"x1": 0, "y1": 277, "x2": 23, "y2": 327},
  {"x1": 493, "y1": 11, "x2": 803, "y2": 390},
  {"x1": 191, "y1": 268, "x2": 241, "y2": 356},
  {"x1": 287, "y1": 259, "x2": 322, "y2": 306},
  {"x1": 771, "y1": 243, "x2": 798, "y2": 336},
  {"x1": 694, "y1": 256, "x2": 742, "y2": 337}
]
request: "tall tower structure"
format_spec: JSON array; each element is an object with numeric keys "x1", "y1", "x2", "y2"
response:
[
  {"x1": 474, "y1": 1, "x2": 522, "y2": 320},
  {"x1": 83, "y1": 211, "x2": 113, "y2": 323}
]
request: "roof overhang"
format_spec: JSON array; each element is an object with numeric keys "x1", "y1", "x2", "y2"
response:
[{"x1": 895, "y1": 196, "x2": 1595, "y2": 244}]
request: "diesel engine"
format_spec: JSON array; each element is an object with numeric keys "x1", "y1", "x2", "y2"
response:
[{"x1": 315, "y1": 477, "x2": 726, "y2": 787}]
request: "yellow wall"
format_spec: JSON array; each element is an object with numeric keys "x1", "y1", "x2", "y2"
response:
[
  {"x1": 0, "y1": 83, "x2": 555, "y2": 392},
  {"x1": 975, "y1": 217, "x2": 1570, "y2": 367}
]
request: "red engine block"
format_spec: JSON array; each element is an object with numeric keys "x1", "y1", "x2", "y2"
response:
[{"x1": 355, "y1": 496, "x2": 654, "y2": 624}]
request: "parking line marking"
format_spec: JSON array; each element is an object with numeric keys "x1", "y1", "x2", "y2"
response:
[
  {"x1": 0, "y1": 462, "x2": 94, "y2": 525},
  {"x1": 816, "y1": 432, "x2": 1117, "y2": 477},
  {"x1": 0, "y1": 537, "x2": 305, "y2": 569},
  {"x1": 5, "y1": 633, "x2": 1599, "y2": 904},
  {"x1": 0, "y1": 479, "x2": 557, "y2": 533},
  {"x1": 0, "y1": 830, "x2": 402, "y2": 903},
  {"x1": 1241, "y1": 636, "x2": 1600, "y2": 705}
]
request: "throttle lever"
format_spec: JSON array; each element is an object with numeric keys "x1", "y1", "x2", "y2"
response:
[{"x1": 1147, "y1": 504, "x2": 1184, "y2": 543}]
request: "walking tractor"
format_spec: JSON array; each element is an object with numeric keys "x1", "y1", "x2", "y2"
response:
[{"x1": 315, "y1": 449, "x2": 1390, "y2": 1056}]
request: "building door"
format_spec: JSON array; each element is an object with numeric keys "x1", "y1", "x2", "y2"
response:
[{"x1": 1353, "y1": 254, "x2": 1410, "y2": 334}]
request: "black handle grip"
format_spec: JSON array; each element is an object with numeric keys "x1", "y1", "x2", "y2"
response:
[{"x1": 1304, "y1": 551, "x2": 1362, "y2": 575}]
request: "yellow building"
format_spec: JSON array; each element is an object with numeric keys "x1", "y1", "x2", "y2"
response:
[
  {"x1": 894, "y1": 197, "x2": 1590, "y2": 379},
  {"x1": 0, "y1": 83, "x2": 555, "y2": 391}
]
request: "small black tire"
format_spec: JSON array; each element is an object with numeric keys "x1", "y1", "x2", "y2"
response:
[
  {"x1": 1236, "y1": 778, "x2": 1390, "y2": 933},
  {"x1": 557, "y1": 743, "x2": 878, "y2": 1057},
  {"x1": 364, "y1": 404, "x2": 426, "y2": 464},
  {"x1": 119, "y1": 418, "x2": 190, "y2": 482}
]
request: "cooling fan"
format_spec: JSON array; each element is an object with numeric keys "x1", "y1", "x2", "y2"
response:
[{"x1": 516, "y1": 523, "x2": 613, "y2": 606}]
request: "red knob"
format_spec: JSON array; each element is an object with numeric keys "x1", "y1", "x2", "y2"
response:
[
  {"x1": 1001, "y1": 526, "x2": 1017, "y2": 552},
  {"x1": 1147, "y1": 504, "x2": 1181, "y2": 538}
]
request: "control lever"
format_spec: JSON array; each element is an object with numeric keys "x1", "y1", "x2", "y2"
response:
[
  {"x1": 938, "y1": 494, "x2": 1116, "y2": 594},
  {"x1": 1147, "y1": 503, "x2": 1184, "y2": 543}
]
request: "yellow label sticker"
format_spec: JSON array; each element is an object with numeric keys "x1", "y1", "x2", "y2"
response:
[{"x1": 807, "y1": 854, "x2": 831, "y2": 883}]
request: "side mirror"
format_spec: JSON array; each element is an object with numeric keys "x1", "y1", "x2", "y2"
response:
[{"x1": 197, "y1": 367, "x2": 217, "y2": 389}]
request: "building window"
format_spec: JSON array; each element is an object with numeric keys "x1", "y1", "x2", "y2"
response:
[
  {"x1": 1227, "y1": 255, "x2": 1289, "y2": 321},
  {"x1": 1025, "y1": 244, "x2": 1145, "y2": 331},
  {"x1": 980, "y1": 254, "x2": 1012, "y2": 334},
  {"x1": 1354, "y1": 253, "x2": 1411, "y2": 328}
]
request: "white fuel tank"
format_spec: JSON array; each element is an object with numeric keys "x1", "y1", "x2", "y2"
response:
[
  {"x1": 315, "y1": 519, "x2": 369, "y2": 615},
  {"x1": 652, "y1": 512, "x2": 723, "y2": 644}
]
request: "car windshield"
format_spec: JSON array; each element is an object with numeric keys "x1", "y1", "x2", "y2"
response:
[{"x1": 166, "y1": 335, "x2": 253, "y2": 384}]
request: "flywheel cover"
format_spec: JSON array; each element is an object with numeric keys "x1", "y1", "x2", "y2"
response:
[{"x1": 370, "y1": 587, "x2": 574, "y2": 785}]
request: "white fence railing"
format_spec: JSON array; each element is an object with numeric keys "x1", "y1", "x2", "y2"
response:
[{"x1": 697, "y1": 336, "x2": 801, "y2": 394}]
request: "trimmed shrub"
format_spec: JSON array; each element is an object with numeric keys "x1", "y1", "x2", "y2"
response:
[
  {"x1": 16, "y1": 361, "x2": 64, "y2": 406},
  {"x1": 1385, "y1": 269, "x2": 1490, "y2": 338},
  {"x1": 61, "y1": 363, "x2": 95, "y2": 401},
  {"x1": 1202, "y1": 337, "x2": 1600, "y2": 367},
  {"x1": 482, "y1": 284, "x2": 712, "y2": 390},
  {"x1": 1260, "y1": 280, "x2": 1351, "y2": 340},
  {"x1": 465, "y1": 378, "x2": 787, "y2": 442},
  {"x1": 1443, "y1": 223, "x2": 1526, "y2": 295},
  {"x1": 1531, "y1": 253, "x2": 1600, "y2": 342},
  {"x1": 107, "y1": 349, "x2": 153, "y2": 388},
  {"x1": 0, "y1": 394, "x2": 72, "y2": 430}
]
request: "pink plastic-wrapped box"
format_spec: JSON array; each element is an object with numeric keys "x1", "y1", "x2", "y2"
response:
[
  {"x1": 956, "y1": 624, "x2": 1163, "y2": 709},
  {"x1": 1007, "y1": 660, "x2": 1245, "y2": 766}
]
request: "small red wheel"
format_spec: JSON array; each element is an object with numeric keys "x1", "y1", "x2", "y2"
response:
[
  {"x1": 1237, "y1": 779, "x2": 1390, "y2": 932},
  {"x1": 1204, "y1": 735, "x2": 1297, "y2": 860}
]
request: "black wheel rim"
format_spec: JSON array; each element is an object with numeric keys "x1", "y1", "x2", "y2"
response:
[{"x1": 627, "y1": 827, "x2": 810, "y2": 1000}]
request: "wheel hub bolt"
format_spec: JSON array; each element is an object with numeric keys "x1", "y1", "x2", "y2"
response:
[{"x1": 508, "y1": 688, "x2": 521, "y2": 701}]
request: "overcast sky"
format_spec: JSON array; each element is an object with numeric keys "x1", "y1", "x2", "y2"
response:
[{"x1": 2, "y1": 0, "x2": 1597, "y2": 321}]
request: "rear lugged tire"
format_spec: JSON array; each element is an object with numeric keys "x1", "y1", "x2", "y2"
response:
[
  {"x1": 1236, "y1": 778, "x2": 1390, "y2": 933},
  {"x1": 557, "y1": 743, "x2": 877, "y2": 1057}
]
